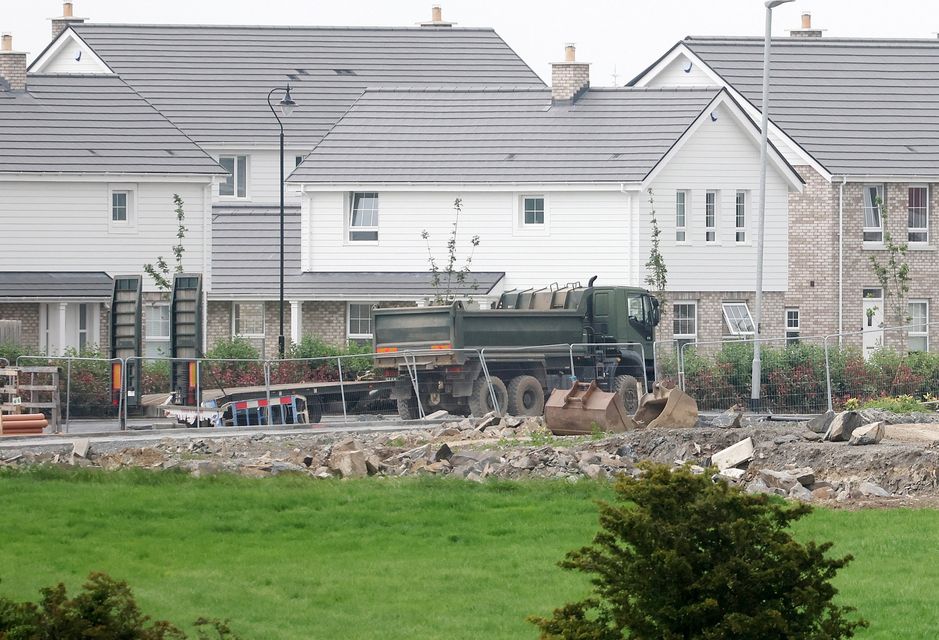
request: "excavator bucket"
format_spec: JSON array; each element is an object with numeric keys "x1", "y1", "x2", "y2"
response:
[
  {"x1": 544, "y1": 381, "x2": 638, "y2": 435},
  {"x1": 634, "y1": 382, "x2": 698, "y2": 428}
]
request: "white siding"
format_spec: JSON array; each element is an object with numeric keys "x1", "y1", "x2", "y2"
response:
[
  {"x1": 208, "y1": 149, "x2": 306, "y2": 205},
  {"x1": 641, "y1": 103, "x2": 789, "y2": 292},
  {"x1": 0, "y1": 180, "x2": 210, "y2": 292},
  {"x1": 649, "y1": 54, "x2": 717, "y2": 87},
  {"x1": 40, "y1": 37, "x2": 110, "y2": 74},
  {"x1": 306, "y1": 190, "x2": 633, "y2": 290}
]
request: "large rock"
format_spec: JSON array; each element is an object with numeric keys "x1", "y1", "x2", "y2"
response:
[
  {"x1": 710, "y1": 437, "x2": 754, "y2": 470},
  {"x1": 328, "y1": 449, "x2": 368, "y2": 478},
  {"x1": 713, "y1": 405, "x2": 744, "y2": 429},
  {"x1": 789, "y1": 467, "x2": 816, "y2": 487},
  {"x1": 788, "y1": 483, "x2": 814, "y2": 502},
  {"x1": 848, "y1": 422, "x2": 885, "y2": 446},
  {"x1": 759, "y1": 469, "x2": 799, "y2": 491},
  {"x1": 824, "y1": 411, "x2": 864, "y2": 442},
  {"x1": 806, "y1": 410, "x2": 835, "y2": 434},
  {"x1": 859, "y1": 481, "x2": 891, "y2": 498}
]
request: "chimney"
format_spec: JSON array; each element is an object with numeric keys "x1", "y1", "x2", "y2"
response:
[
  {"x1": 51, "y1": 1, "x2": 87, "y2": 40},
  {"x1": 551, "y1": 43, "x2": 590, "y2": 104},
  {"x1": 420, "y1": 4, "x2": 454, "y2": 27},
  {"x1": 790, "y1": 11, "x2": 823, "y2": 38},
  {"x1": 0, "y1": 34, "x2": 28, "y2": 92}
]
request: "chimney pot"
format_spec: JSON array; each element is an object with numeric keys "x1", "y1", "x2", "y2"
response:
[
  {"x1": 432, "y1": 5, "x2": 442, "y2": 22},
  {"x1": 801, "y1": 12, "x2": 811, "y2": 29},
  {"x1": 64, "y1": 1, "x2": 73, "y2": 17},
  {"x1": 565, "y1": 43, "x2": 576, "y2": 62},
  {"x1": 1, "y1": 34, "x2": 11, "y2": 52}
]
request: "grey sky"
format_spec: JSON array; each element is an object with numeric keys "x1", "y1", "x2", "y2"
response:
[{"x1": 4, "y1": 0, "x2": 937, "y2": 85}]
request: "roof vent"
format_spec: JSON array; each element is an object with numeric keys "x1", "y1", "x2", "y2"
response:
[
  {"x1": 333, "y1": 69, "x2": 357, "y2": 76},
  {"x1": 420, "y1": 5, "x2": 455, "y2": 27},
  {"x1": 790, "y1": 11, "x2": 824, "y2": 38},
  {"x1": 51, "y1": 1, "x2": 87, "y2": 40}
]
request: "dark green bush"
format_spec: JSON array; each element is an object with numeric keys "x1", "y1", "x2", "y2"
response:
[
  {"x1": 531, "y1": 464, "x2": 866, "y2": 640},
  {"x1": 204, "y1": 337, "x2": 261, "y2": 361},
  {"x1": 0, "y1": 572, "x2": 239, "y2": 639}
]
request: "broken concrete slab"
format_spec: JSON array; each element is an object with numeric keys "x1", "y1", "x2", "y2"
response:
[
  {"x1": 789, "y1": 467, "x2": 816, "y2": 486},
  {"x1": 848, "y1": 421, "x2": 885, "y2": 446},
  {"x1": 425, "y1": 410, "x2": 450, "y2": 420},
  {"x1": 71, "y1": 438, "x2": 90, "y2": 459},
  {"x1": 718, "y1": 467, "x2": 746, "y2": 482},
  {"x1": 713, "y1": 405, "x2": 744, "y2": 429},
  {"x1": 824, "y1": 411, "x2": 864, "y2": 442},
  {"x1": 328, "y1": 450, "x2": 368, "y2": 478},
  {"x1": 710, "y1": 437, "x2": 754, "y2": 470},
  {"x1": 759, "y1": 469, "x2": 800, "y2": 491},
  {"x1": 807, "y1": 410, "x2": 835, "y2": 434},
  {"x1": 859, "y1": 481, "x2": 891, "y2": 498}
]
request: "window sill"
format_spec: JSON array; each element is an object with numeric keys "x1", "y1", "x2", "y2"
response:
[
  {"x1": 345, "y1": 240, "x2": 379, "y2": 247},
  {"x1": 704, "y1": 241, "x2": 723, "y2": 246},
  {"x1": 674, "y1": 241, "x2": 691, "y2": 246},
  {"x1": 908, "y1": 243, "x2": 934, "y2": 251},
  {"x1": 862, "y1": 242, "x2": 885, "y2": 251},
  {"x1": 218, "y1": 196, "x2": 251, "y2": 202}
]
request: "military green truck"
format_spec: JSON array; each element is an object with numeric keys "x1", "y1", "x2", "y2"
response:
[{"x1": 372, "y1": 278, "x2": 660, "y2": 419}]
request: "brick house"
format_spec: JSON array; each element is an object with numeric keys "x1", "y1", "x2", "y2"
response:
[{"x1": 631, "y1": 15, "x2": 939, "y2": 353}]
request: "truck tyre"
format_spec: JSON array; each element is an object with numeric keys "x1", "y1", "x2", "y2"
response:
[
  {"x1": 397, "y1": 396, "x2": 420, "y2": 421},
  {"x1": 308, "y1": 397, "x2": 324, "y2": 424},
  {"x1": 507, "y1": 375, "x2": 545, "y2": 416},
  {"x1": 468, "y1": 375, "x2": 507, "y2": 417},
  {"x1": 614, "y1": 374, "x2": 641, "y2": 414}
]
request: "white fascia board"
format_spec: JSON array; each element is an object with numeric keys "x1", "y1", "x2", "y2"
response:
[
  {"x1": 635, "y1": 43, "x2": 831, "y2": 182},
  {"x1": 833, "y1": 174, "x2": 939, "y2": 183},
  {"x1": 28, "y1": 28, "x2": 112, "y2": 74},
  {"x1": 641, "y1": 92, "x2": 805, "y2": 193},
  {"x1": 296, "y1": 182, "x2": 640, "y2": 193},
  {"x1": 0, "y1": 173, "x2": 218, "y2": 183}
]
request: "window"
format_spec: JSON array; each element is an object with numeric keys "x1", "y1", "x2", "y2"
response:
[
  {"x1": 735, "y1": 190, "x2": 747, "y2": 243},
  {"x1": 233, "y1": 302, "x2": 265, "y2": 356},
  {"x1": 219, "y1": 155, "x2": 247, "y2": 198},
  {"x1": 145, "y1": 304, "x2": 171, "y2": 358},
  {"x1": 349, "y1": 192, "x2": 379, "y2": 242},
  {"x1": 672, "y1": 302, "x2": 697, "y2": 347},
  {"x1": 785, "y1": 308, "x2": 800, "y2": 344},
  {"x1": 111, "y1": 192, "x2": 128, "y2": 222},
  {"x1": 705, "y1": 190, "x2": 717, "y2": 243},
  {"x1": 908, "y1": 186, "x2": 929, "y2": 244},
  {"x1": 523, "y1": 196, "x2": 545, "y2": 225},
  {"x1": 295, "y1": 155, "x2": 304, "y2": 168},
  {"x1": 863, "y1": 184, "x2": 884, "y2": 243},
  {"x1": 675, "y1": 190, "x2": 687, "y2": 242},
  {"x1": 78, "y1": 303, "x2": 89, "y2": 351},
  {"x1": 347, "y1": 303, "x2": 375, "y2": 344},
  {"x1": 908, "y1": 301, "x2": 928, "y2": 352},
  {"x1": 722, "y1": 302, "x2": 755, "y2": 336}
]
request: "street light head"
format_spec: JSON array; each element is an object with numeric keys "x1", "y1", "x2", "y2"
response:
[
  {"x1": 765, "y1": 0, "x2": 794, "y2": 8},
  {"x1": 279, "y1": 86, "x2": 297, "y2": 117}
]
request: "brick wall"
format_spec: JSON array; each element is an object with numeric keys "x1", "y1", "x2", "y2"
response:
[
  {"x1": 0, "y1": 303, "x2": 39, "y2": 349},
  {"x1": 206, "y1": 300, "x2": 232, "y2": 351},
  {"x1": 0, "y1": 52, "x2": 27, "y2": 92},
  {"x1": 659, "y1": 291, "x2": 786, "y2": 345},
  {"x1": 302, "y1": 301, "x2": 345, "y2": 347},
  {"x1": 551, "y1": 63, "x2": 589, "y2": 102}
]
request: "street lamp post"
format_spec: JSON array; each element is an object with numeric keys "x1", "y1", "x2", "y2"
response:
[
  {"x1": 267, "y1": 85, "x2": 297, "y2": 358},
  {"x1": 751, "y1": 0, "x2": 794, "y2": 410}
]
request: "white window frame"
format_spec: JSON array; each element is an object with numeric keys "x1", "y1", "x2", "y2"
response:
[
  {"x1": 675, "y1": 190, "x2": 688, "y2": 243},
  {"x1": 862, "y1": 184, "x2": 884, "y2": 244},
  {"x1": 347, "y1": 302, "x2": 376, "y2": 342},
  {"x1": 219, "y1": 154, "x2": 249, "y2": 199},
  {"x1": 785, "y1": 307, "x2": 800, "y2": 343},
  {"x1": 108, "y1": 184, "x2": 137, "y2": 232},
  {"x1": 514, "y1": 193, "x2": 550, "y2": 235},
  {"x1": 705, "y1": 190, "x2": 717, "y2": 243},
  {"x1": 672, "y1": 301, "x2": 697, "y2": 343},
  {"x1": 722, "y1": 302, "x2": 755, "y2": 336},
  {"x1": 735, "y1": 190, "x2": 747, "y2": 243},
  {"x1": 232, "y1": 302, "x2": 266, "y2": 357},
  {"x1": 908, "y1": 185, "x2": 929, "y2": 245},
  {"x1": 347, "y1": 192, "x2": 380, "y2": 244},
  {"x1": 908, "y1": 300, "x2": 929, "y2": 352},
  {"x1": 144, "y1": 303, "x2": 171, "y2": 358}
]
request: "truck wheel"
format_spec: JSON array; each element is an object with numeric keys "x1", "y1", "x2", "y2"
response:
[
  {"x1": 397, "y1": 397, "x2": 420, "y2": 421},
  {"x1": 614, "y1": 375, "x2": 641, "y2": 414},
  {"x1": 507, "y1": 375, "x2": 545, "y2": 416},
  {"x1": 468, "y1": 375, "x2": 507, "y2": 417},
  {"x1": 308, "y1": 397, "x2": 324, "y2": 425}
]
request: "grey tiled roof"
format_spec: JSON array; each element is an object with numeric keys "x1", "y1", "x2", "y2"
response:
[
  {"x1": 289, "y1": 86, "x2": 722, "y2": 184},
  {"x1": 71, "y1": 24, "x2": 544, "y2": 148},
  {"x1": 680, "y1": 37, "x2": 939, "y2": 176},
  {"x1": 0, "y1": 272, "x2": 113, "y2": 298},
  {"x1": 0, "y1": 74, "x2": 223, "y2": 175},
  {"x1": 211, "y1": 205, "x2": 503, "y2": 298}
]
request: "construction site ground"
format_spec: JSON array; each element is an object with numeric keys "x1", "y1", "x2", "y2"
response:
[{"x1": 2, "y1": 410, "x2": 939, "y2": 507}]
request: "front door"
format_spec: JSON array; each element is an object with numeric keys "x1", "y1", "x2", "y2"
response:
[{"x1": 862, "y1": 288, "x2": 884, "y2": 359}]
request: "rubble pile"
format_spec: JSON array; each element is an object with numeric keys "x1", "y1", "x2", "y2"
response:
[{"x1": 2, "y1": 410, "x2": 939, "y2": 504}]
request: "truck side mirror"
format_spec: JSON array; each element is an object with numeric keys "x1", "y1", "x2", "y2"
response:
[{"x1": 650, "y1": 297, "x2": 661, "y2": 326}]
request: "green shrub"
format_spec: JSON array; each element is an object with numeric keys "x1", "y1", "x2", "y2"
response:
[
  {"x1": 0, "y1": 571, "x2": 239, "y2": 639},
  {"x1": 204, "y1": 337, "x2": 261, "y2": 361},
  {"x1": 531, "y1": 464, "x2": 866, "y2": 640},
  {"x1": 860, "y1": 394, "x2": 928, "y2": 413},
  {"x1": 0, "y1": 341, "x2": 29, "y2": 365}
]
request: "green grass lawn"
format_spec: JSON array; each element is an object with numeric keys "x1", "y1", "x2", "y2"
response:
[{"x1": 0, "y1": 468, "x2": 936, "y2": 639}]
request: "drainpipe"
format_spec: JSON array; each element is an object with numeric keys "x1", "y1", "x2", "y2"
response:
[
  {"x1": 838, "y1": 176, "x2": 845, "y2": 345},
  {"x1": 622, "y1": 184, "x2": 633, "y2": 285}
]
